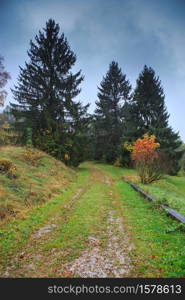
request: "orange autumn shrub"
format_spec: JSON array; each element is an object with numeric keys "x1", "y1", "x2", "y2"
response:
[
  {"x1": 132, "y1": 134, "x2": 160, "y2": 163},
  {"x1": 131, "y1": 134, "x2": 162, "y2": 184}
]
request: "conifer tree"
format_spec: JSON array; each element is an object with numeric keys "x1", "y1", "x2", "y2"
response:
[
  {"x1": 10, "y1": 19, "x2": 89, "y2": 165},
  {"x1": 126, "y1": 65, "x2": 182, "y2": 174},
  {"x1": 94, "y1": 61, "x2": 131, "y2": 162}
]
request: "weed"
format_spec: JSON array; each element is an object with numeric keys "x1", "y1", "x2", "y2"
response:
[
  {"x1": 152, "y1": 197, "x2": 169, "y2": 208},
  {"x1": 165, "y1": 223, "x2": 185, "y2": 233},
  {"x1": 22, "y1": 148, "x2": 45, "y2": 166},
  {"x1": 0, "y1": 158, "x2": 17, "y2": 178}
]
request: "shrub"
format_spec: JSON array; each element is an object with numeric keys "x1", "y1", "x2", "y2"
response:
[
  {"x1": 178, "y1": 169, "x2": 185, "y2": 177},
  {"x1": 0, "y1": 158, "x2": 13, "y2": 172},
  {"x1": 156, "y1": 150, "x2": 178, "y2": 175},
  {"x1": 0, "y1": 158, "x2": 17, "y2": 178},
  {"x1": 114, "y1": 158, "x2": 122, "y2": 167},
  {"x1": 131, "y1": 134, "x2": 162, "y2": 184},
  {"x1": 0, "y1": 201, "x2": 16, "y2": 219},
  {"x1": 120, "y1": 142, "x2": 133, "y2": 167}
]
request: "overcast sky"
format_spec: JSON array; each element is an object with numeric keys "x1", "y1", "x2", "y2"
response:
[{"x1": 0, "y1": 0, "x2": 185, "y2": 141}]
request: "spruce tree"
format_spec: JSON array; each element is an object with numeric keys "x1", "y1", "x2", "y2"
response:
[
  {"x1": 10, "y1": 19, "x2": 88, "y2": 165},
  {"x1": 126, "y1": 65, "x2": 182, "y2": 174},
  {"x1": 94, "y1": 61, "x2": 131, "y2": 163}
]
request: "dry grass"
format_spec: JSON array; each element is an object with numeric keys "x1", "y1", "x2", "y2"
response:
[
  {"x1": 122, "y1": 174, "x2": 140, "y2": 184},
  {"x1": 0, "y1": 146, "x2": 74, "y2": 222}
]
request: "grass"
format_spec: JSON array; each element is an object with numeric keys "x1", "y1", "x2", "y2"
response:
[
  {"x1": 42, "y1": 181, "x2": 112, "y2": 269},
  {"x1": 0, "y1": 162, "x2": 115, "y2": 277},
  {"x1": 0, "y1": 146, "x2": 74, "y2": 221},
  {"x1": 139, "y1": 175, "x2": 185, "y2": 216},
  {"x1": 100, "y1": 164, "x2": 185, "y2": 277},
  {"x1": 115, "y1": 164, "x2": 185, "y2": 217},
  {"x1": 1, "y1": 157, "x2": 185, "y2": 277},
  {"x1": 0, "y1": 165, "x2": 89, "y2": 267}
]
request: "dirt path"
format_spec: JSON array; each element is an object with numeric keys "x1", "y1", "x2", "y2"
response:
[
  {"x1": 62, "y1": 210, "x2": 134, "y2": 278},
  {"x1": 0, "y1": 163, "x2": 135, "y2": 278}
]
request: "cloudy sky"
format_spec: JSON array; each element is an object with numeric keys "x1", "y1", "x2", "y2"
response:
[{"x1": 1, "y1": 0, "x2": 185, "y2": 140}]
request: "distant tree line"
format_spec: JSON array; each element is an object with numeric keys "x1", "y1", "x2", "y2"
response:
[{"x1": 1, "y1": 19, "x2": 183, "y2": 173}]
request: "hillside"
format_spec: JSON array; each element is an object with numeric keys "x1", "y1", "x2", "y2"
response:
[{"x1": 0, "y1": 146, "x2": 74, "y2": 221}]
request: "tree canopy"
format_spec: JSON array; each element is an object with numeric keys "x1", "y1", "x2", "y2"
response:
[
  {"x1": 10, "y1": 19, "x2": 90, "y2": 166},
  {"x1": 94, "y1": 61, "x2": 132, "y2": 162}
]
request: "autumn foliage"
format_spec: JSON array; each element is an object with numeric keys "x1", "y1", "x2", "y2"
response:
[
  {"x1": 132, "y1": 134, "x2": 160, "y2": 163},
  {"x1": 131, "y1": 134, "x2": 162, "y2": 184}
]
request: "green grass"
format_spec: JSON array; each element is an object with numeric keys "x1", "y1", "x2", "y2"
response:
[
  {"x1": 1, "y1": 159, "x2": 185, "y2": 277},
  {"x1": 100, "y1": 164, "x2": 185, "y2": 277},
  {"x1": 105, "y1": 163, "x2": 185, "y2": 217},
  {"x1": 43, "y1": 181, "x2": 111, "y2": 265},
  {"x1": 0, "y1": 165, "x2": 89, "y2": 266},
  {"x1": 139, "y1": 175, "x2": 185, "y2": 216},
  {"x1": 0, "y1": 162, "x2": 115, "y2": 277}
]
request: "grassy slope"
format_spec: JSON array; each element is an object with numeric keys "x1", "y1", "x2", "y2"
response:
[
  {"x1": 140, "y1": 175, "x2": 185, "y2": 216},
  {"x1": 101, "y1": 164, "x2": 185, "y2": 277},
  {"x1": 0, "y1": 146, "x2": 74, "y2": 221},
  {"x1": 119, "y1": 165, "x2": 185, "y2": 216}
]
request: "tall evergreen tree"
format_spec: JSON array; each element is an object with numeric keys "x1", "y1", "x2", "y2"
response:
[
  {"x1": 94, "y1": 61, "x2": 132, "y2": 162},
  {"x1": 126, "y1": 65, "x2": 182, "y2": 174},
  {"x1": 10, "y1": 19, "x2": 89, "y2": 165}
]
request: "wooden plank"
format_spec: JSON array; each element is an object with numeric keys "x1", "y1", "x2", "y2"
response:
[{"x1": 125, "y1": 179, "x2": 185, "y2": 224}]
